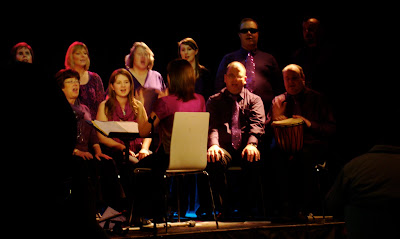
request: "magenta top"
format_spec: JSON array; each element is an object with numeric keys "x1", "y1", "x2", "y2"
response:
[
  {"x1": 153, "y1": 93, "x2": 206, "y2": 154},
  {"x1": 107, "y1": 99, "x2": 143, "y2": 153}
]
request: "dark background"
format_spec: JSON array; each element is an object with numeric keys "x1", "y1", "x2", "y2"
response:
[{"x1": 1, "y1": 5, "x2": 397, "y2": 161}]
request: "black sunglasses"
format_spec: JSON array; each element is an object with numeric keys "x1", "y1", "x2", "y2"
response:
[{"x1": 239, "y1": 28, "x2": 259, "y2": 34}]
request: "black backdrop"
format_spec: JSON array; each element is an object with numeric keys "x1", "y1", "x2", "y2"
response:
[{"x1": 1, "y1": 6, "x2": 397, "y2": 161}]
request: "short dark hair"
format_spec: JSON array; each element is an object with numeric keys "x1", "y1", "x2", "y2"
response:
[{"x1": 55, "y1": 69, "x2": 80, "y2": 89}]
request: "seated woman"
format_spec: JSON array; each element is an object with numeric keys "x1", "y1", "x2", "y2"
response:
[
  {"x1": 96, "y1": 69, "x2": 151, "y2": 221},
  {"x1": 96, "y1": 68, "x2": 151, "y2": 163},
  {"x1": 135, "y1": 59, "x2": 206, "y2": 220},
  {"x1": 56, "y1": 68, "x2": 113, "y2": 237}
]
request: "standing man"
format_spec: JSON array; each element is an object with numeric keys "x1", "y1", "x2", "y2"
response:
[
  {"x1": 206, "y1": 61, "x2": 265, "y2": 220},
  {"x1": 215, "y1": 18, "x2": 284, "y2": 114}
]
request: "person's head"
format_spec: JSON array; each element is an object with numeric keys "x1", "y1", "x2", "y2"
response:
[
  {"x1": 65, "y1": 41, "x2": 90, "y2": 70},
  {"x1": 11, "y1": 42, "x2": 33, "y2": 63},
  {"x1": 282, "y1": 64, "x2": 305, "y2": 95},
  {"x1": 238, "y1": 18, "x2": 259, "y2": 51},
  {"x1": 302, "y1": 18, "x2": 321, "y2": 47},
  {"x1": 178, "y1": 38, "x2": 199, "y2": 65},
  {"x1": 55, "y1": 69, "x2": 81, "y2": 102},
  {"x1": 105, "y1": 68, "x2": 137, "y2": 119},
  {"x1": 167, "y1": 59, "x2": 196, "y2": 102},
  {"x1": 224, "y1": 61, "x2": 247, "y2": 95},
  {"x1": 125, "y1": 42, "x2": 155, "y2": 70},
  {"x1": 108, "y1": 68, "x2": 134, "y2": 100}
]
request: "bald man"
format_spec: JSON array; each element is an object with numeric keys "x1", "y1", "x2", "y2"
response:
[{"x1": 204, "y1": 61, "x2": 265, "y2": 220}]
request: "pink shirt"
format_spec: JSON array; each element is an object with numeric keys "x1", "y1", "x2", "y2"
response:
[{"x1": 153, "y1": 94, "x2": 206, "y2": 154}]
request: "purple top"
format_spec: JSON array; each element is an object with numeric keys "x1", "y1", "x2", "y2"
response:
[
  {"x1": 153, "y1": 94, "x2": 206, "y2": 154},
  {"x1": 207, "y1": 87, "x2": 265, "y2": 150},
  {"x1": 71, "y1": 103, "x2": 99, "y2": 152},
  {"x1": 79, "y1": 71, "x2": 105, "y2": 120},
  {"x1": 127, "y1": 68, "x2": 166, "y2": 116}
]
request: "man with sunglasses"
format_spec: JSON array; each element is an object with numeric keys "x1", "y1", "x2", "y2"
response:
[{"x1": 215, "y1": 18, "x2": 284, "y2": 115}]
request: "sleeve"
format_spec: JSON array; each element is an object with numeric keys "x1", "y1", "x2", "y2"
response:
[
  {"x1": 206, "y1": 97, "x2": 219, "y2": 147},
  {"x1": 158, "y1": 72, "x2": 167, "y2": 91},
  {"x1": 308, "y1": 94, "x2": 336, "y2": 138},
  {"x1": 89, "y1": 127, "x2": 100, "y2": 147},
  {"x1": 153, "y1": 98, "x2": 169, "y2": 120},
  {"x1": 247, "y1": 95, "x2": 266, "y2": 145}
]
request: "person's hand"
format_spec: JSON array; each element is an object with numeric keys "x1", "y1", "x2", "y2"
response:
[
  {"x1": 207, "y1": 145, "x2": 224, "y2": 163},
  {"x1": 95, "y1": 152, "x2": 112, "y2": 161},
  {"x1": 272, "y1": 95, "x2": 287, "y2": 121},
  {"x1": 136, "y1": 88, "x2": 145, "y2": 105},
  {"x1": 242, "y1": 144, "x2": 260, "y2": 162},
  {"x1": 75, "y1": 150, "x2": 94, "y2": 160},
  {"x1": 115, "y1": 143, "x2": 126, "y2": 152},
  {"x1": 293, "y1": 115, "x2": 311, "y2": 127},
  {"x1": 135, "y1": 148, "x2": 150, "y2": 160}
]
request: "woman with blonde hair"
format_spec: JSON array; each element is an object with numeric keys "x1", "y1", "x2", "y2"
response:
[
  {"x1": 124, "y1": 42, "x2": 166, "y2": 115},
  {"x1": 65, "y1": 41, "x2": 105, "y2": 119}
]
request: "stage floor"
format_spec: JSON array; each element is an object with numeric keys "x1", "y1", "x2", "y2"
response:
[{"x1": 108, "y1": 219, "x2": 346, "y2": 239}]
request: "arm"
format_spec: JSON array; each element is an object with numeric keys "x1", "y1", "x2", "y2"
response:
[
  {"x1": 95, "y1": 101, "x2": 125, "y2": 151},
  {"x1": 135, "y1": 100, "x2": 153, "y2": 159},
  {"x1": 206, "y1": 97, "x2": 224, "y2": 162},
  {"x1": 140, "y1": 111, "x2": 160, "y2": 138},
  {"x1": 93, "y1": 144, "x2": 112, "y2": 161},
  {"x1": 242, "y1": 96, "x2": 265, "y2": 162}
]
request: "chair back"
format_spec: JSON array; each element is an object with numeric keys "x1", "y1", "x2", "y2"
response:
[{"x1": 168, "y1": 112, "x2": 210, "y2": 171}]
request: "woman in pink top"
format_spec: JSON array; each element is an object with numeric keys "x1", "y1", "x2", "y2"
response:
[
  {"x1": 140, "y1": 59, "x2": 205, "y2": 162},
  {"x1": 134, "y1": 59, "x2": 205, "y2": 221}
]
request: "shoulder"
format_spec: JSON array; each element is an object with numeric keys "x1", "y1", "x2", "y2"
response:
[
  {"x1": 209, "y1": 88, "x2": 226, "y2": 99},
  {"x1": 224, "y1": 49, "x2": 241, "y2": 58},
  {"x1": 199, "y1": 65, "x2": 210, "y2": 74},
  {"x1": 194, "y1": 93, "x2": 206, "y2": 103},
  {"x1": 89, "y1": 71, "x2": 102, "y2": 80},
  {"x1": 154, "y1": 95, "x2": 172, "y2": 108},
  {"x1": 304, "y1": 88, "x2": 324, "y2": 101},
  {"x1": 246, "y1": 89, "x2": 263, "y2": 102},
  {"x1": 256, "y1": 49, "x2": 274, "y2": 58},
  {"x1": 149, "y1": 70, "x2": 163, "y2": 79},
  {"x1": 98, "y1": 100, "x2": 107, "y2": 111},
  {"x1": 256, "y1": 50, "x2": 278, "y2": 63},
  {"x1": 206, "y1": 89, "x2": 226, "y2": 106}
]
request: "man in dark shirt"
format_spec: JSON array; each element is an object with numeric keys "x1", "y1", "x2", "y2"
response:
[
  {"x1": 215, "y1": 18, "x2": 284, "y2": 114},
  {"x1": 267, "y1": 64, "x2": 336, "y2": 220},
  {"x1": 206, "y1": 61, "x2": 265, "y2": 219}
]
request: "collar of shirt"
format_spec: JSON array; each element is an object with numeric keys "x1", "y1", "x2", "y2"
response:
[
  {"x1": 239, "y1": 47, "x2": 258, "y2": 57},
  {"x1": 222, "y1": 87, "x2": 245, "y2": 101}
]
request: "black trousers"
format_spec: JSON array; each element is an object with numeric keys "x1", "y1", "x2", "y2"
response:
[{"x1": 201, "y1": 147, "x2": 263, "y2": 217}]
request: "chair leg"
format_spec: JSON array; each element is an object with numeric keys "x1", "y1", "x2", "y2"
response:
[
  {"x1": 176, "y1": 175, "x2": 181, "y2": 222},
  {"x1": 164, "y1": 174, "x2": 168, "y2": 233},
  {"x1": 203, "y1": 171, "x2": 219, "y2": 229}
]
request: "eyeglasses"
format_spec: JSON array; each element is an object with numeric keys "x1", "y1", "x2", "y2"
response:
[
  {"x1": 64, "y1": 79, "x2": 80, "y2": 84},
  {"x1": 239, "y1": 28, "x2": 259, "y2": 34}
]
